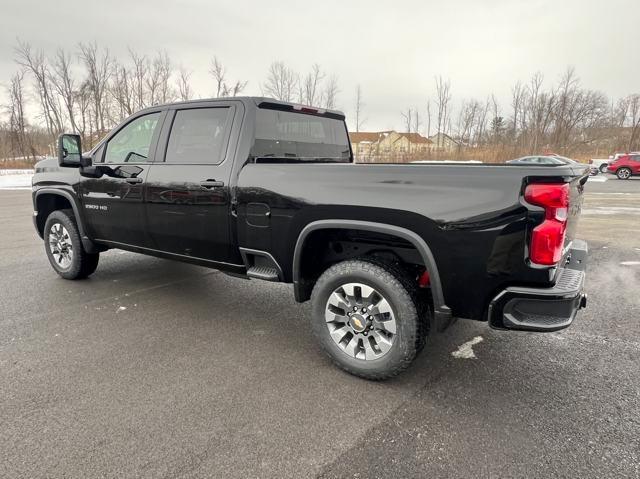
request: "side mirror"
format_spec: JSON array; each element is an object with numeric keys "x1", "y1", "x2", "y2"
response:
[{"x1": 58, "y1": 134, "x2": 82, "y2": 167}]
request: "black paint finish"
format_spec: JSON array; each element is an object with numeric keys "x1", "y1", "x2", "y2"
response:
[{"x1": 32, "y1": 97, "x2": 588, "y2": 322}]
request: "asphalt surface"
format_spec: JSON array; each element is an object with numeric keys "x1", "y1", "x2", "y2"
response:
[{"x1": 1, "y1": 175, "x2": 639, "y2": 478}]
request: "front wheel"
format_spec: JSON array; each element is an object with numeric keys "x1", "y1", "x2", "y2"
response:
[
  {"x1": 310, "y1": 259, "x2": 429, "y2": 380},
  {"x1": 44, "y1": 209, "x2": 100, "y2": 279},
  {"x1": 617, "y1": 167, "x2": 632, "y2": 180},
  {"x1": 599, "y1": 163, "x2": 608, "y2": 174}
]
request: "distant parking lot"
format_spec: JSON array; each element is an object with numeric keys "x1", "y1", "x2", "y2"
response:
[{"x1": 1, "y1": 176, "x2": 639, "y2": 478}]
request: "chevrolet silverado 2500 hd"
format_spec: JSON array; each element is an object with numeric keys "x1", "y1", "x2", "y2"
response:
[{"x1": 32, "y1": 97, "x2": 589, "y2": 379}]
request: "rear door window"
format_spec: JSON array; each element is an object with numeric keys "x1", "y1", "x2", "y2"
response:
[
  {"x1": 252, "y1": 109, "x2": 350, "y2": 162},
  {"x1": 165, "y1": 107, "x2": 232, "y2": 164}
]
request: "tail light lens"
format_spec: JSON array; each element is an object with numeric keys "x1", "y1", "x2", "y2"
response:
[{"x1": 525, "y1": 183, "x2": 570, "y2": 265}]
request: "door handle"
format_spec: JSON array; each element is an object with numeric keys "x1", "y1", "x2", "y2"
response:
[
  {"x1": 125, "y1": 177, "x2": 143, "y2": 184},
  {"x1": 200, "y1": 180, "x2": 224, "y2": 189}
]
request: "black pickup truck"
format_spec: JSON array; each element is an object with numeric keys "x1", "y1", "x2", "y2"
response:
[{"x1": 32, "y1": 97, "x2": 588, "y2": 379}]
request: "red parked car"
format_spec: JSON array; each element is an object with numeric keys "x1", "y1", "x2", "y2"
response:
[{"x1": 607, "y1": 153, "x2": 640, "y2": 179}]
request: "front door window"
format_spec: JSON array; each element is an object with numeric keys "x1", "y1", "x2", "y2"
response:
[{"x1": 104, "y1": 113, "x2": 161, "y2": 164}]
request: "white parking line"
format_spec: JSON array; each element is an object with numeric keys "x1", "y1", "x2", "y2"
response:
[{"x1": 582, "y1": 207, "x2": 640, "y2": 215}]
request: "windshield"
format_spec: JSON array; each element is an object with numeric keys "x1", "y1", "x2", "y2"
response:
[{"x1": 251, "y1": 108, "x2": 351, "y2": 162}]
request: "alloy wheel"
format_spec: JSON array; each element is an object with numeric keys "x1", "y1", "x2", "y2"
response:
[
  {"x1": 325, "y1": 282, "x2": 397, "y2": 360},
  {"x1": 48, "y1": 223, "x2": 73, "y2": 269},
  {"x1": 618, "y1": 168, "x2": 631, "y2": 179}
]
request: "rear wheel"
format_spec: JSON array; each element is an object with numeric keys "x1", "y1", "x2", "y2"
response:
[
  {"x1": 310, "y1": 258, "x2": 429, "y2": 380},
  {"x1": 44, "y1": 209, "x2": 100, "y2": 279},
  {"x1": 617, "y1": 167, "x2": 631, "y2": 180},
  {"x1": 599, "y1": 163, "x2": 608, "y2": 173}
]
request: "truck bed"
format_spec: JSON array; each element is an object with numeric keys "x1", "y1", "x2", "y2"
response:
[{"x1": 236, "y1": 161, "x2": 588, "y2": 320}]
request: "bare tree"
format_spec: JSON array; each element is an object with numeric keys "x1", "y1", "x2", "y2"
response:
[
  {"x1": 413, "y1": 110, "x2": 422, "y2": 136},
  {"x1": 626, "y1": 94, "x2": 640, "y2": 150},
  {"x1": 434, "y1": 76, "x2": 451, "y2": 147},
  {"x1": 401, "y1": 108, "x2": 412, "y2": 133},
  {"x1": 146, "y1": 50, "x2": 173, "y2": 106},
  {"x1": 457, "y1": 99, "x2": 481, "y2": 146},
  {"x1": 322, "y1": 75, "x2": 339, "y2": 109},
  {"x1": 263, "y1": 62, "x2": 298, "y2": 102},
  {"x1": 129, "y1": 48, "x2": 148, "y2": 110},
  {"x1": 475, "y1": 97, "x2": 491, "y2": 146},
  {"x1": 210, "y1": 56, "x2": 226, "y2": 98},
  {"x1": 110, "y1": 60, "x2": 134, "y2": 119},
  {"x1": 49, "y1": 48, "x2": 79, "y2": 133},
  {"x1": 210, "y1": 56, "x2": 247, "y2": 97},
  {"x1": 354, "y1": 84, "x2": 365, "y2": 132},
  {"x1": 426, "y1": 99, "x2": 432, "y2": 138},
  {"x1": 510, "y1": 80, "x2": 526, "y2": 146},
  {"x1": 229, "y1": 80, "x2": 248, "y2": 97},
  {"x1": 300, "y1": 64, "x2": 324, "y2": 105},
  {"x1": 177, "y1": 66, "x2": 193, "y2": 101},
  {"x1": 15, "y1": 40, "x2": 64, "y2": 139},
  {"x1": 77, "y1": 80, "x2": 92, "y2": 144},
  {"x1": 5, "y1": 71, "x2": 34, "y2": 159},
  {"x1": 526, "y1": 72, "x2": 555, "y2": 152},
  {"x1": 78, "y1": 42, "x2": 112, "y2": 134}
]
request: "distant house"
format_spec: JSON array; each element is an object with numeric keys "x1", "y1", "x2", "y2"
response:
[
  {"x1": 428, "y1": 133, "x2": 461, "y2": 152},
  {"x1": 350, "y1": 131, "x2": 433, "y2": 161}
]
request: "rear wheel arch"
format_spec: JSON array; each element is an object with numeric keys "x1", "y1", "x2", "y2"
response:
[{"x1": 292, "y1": 220, "x2": 449, "y2": 320}]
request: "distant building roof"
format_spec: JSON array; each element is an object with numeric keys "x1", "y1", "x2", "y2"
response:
[
  {"x1": 349, "y1": 132, "x2": 383, "y2": 143},
  {"x1": 349, "y1": 131, "x2": 395, "y2": 143},
  {"x1": 429, "y1": 133, "x2": 461, "y2": 145},
  {"x1": 350, "y1": 131, "x2": 432, "y2": 144},
  {"x1": 395, "y1": 132, "x2": 433, "y2": 144}
]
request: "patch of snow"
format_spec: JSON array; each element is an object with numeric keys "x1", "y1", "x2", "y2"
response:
[
  {"x1": 587, "y1": 176, "x2": 607, "y2": 182},
  {"x1": 451, "y1": 336, "x2": 484, "y2": 359},
  {"x1": 0, "y1": 169, "x2": 33, "y2": 189},
  {"x1": 116, "y1": 306, "x2": 127, "y2": 313},
  {"x1": 620, "y1": 261, "x2": 640, "y2": 266}
]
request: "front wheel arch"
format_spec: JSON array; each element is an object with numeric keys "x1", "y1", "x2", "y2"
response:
[{"x1": 35, "y1": 189, "x2": 102, "y2": 253}]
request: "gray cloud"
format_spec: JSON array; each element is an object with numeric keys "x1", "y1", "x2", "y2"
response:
[{"x1": 1, "y1": 0, "x2": 638, "y2": 131}]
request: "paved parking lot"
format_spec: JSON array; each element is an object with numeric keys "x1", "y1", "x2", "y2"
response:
[{"x1": 1, "y1": 175, "x2": 639, "y2": 478}]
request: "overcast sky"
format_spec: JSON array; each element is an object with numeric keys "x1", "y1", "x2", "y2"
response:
[{"x1": 1, "y1": 0, "x2": 638, "y2": 132}]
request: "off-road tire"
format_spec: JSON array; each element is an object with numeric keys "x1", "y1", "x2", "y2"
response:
[{"x1": 44, "y1": 209, "x2": 100, "y2": 280}]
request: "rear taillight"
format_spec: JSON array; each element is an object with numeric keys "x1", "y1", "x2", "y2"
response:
[{"x1": 524, "y1": 183, "x2": 570, "y2": 265}]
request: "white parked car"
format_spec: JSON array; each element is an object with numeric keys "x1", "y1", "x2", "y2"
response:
[{"x1": 589, "y1": 158, "x2": 610, "y2": 173}]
